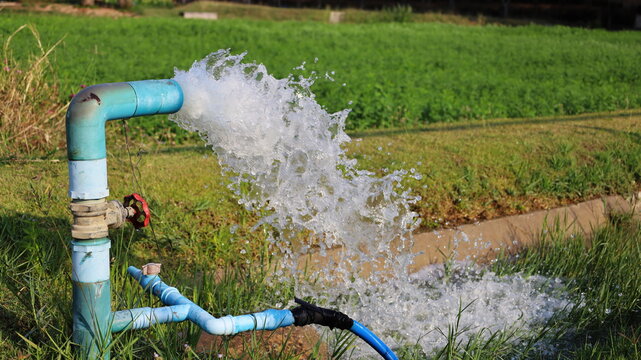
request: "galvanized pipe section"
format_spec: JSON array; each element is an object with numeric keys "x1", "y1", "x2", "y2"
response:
[{"x1": 66, "y1": 80, "x2": 183, "y2": 359}]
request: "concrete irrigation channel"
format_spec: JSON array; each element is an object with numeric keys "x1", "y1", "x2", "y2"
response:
[
  {"x1": 197, "y1": 194, "x2": 641, "y2": 355},
  {"x1": 299, "y1": 193, "x2": 641, "y2": 276}
]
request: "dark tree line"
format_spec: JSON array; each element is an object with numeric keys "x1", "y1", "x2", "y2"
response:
[{"x1": 227, "y1": 0, "x2": 641, "y2": 28}]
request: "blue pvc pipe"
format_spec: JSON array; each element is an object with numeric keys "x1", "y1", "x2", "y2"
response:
[
  {"x1": 112, "y1": 304, "x2": 191, "y2": 332},
  {"x1": 122, "y1": 266, "x2": 295, "y2": 335},
  {"x1": 73, "y1": 277, "x2": 112, "y2": 359},
  {"x1": 350, "y1": 321, "x2": 399, "y2": 360},
  {"x1": 67, "y1": 80, "x2": 183, "y2": 359},
  {"x1": 124, "y1": 266, "x2": 399, "y2": 360},
  {"x1": 66, "y1": 80, "x2": 183, "y2": 161},
  {"x1": 67, "y1": 79, "x2": 183, "y2": 200}
]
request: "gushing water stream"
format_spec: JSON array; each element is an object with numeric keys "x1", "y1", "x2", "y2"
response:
[{"x1": 170, "y1": 50, "x2": 572, "y2": 357}]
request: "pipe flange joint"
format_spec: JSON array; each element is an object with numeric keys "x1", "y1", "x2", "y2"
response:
[{"x1": 70, "y1": 199, "x2": 108, "y2": 239}]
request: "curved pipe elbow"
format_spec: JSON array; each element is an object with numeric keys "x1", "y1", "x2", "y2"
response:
[
  {"x1": 202, "y1": 316, "x2": 235, "y2": 335},
  {"x1": 126, "y1": 266, "x2": 295, "y2": 336},
  {"x1": 66, "y1": 80, "x2": 183, "y2": 161},
  {"x1": 66, "y1": 80, "x2": 183, "y2": 199}
]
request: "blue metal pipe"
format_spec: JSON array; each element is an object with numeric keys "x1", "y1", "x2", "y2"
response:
[
  {"x1": 124, "y1": 266, "x2": 295, "y2": 335},
  {"x1": 350, "y1": 321, "x2": 399, "y2": 360},
  {"x1": 67, "y1": 80, "x2": 183, "y2": 359}
]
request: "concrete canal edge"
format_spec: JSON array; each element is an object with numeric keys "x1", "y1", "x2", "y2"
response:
[
  {"x1": 198, "y1": 193, "x2": 640, "y2": 355},
  {"x1": 299, "y1": 193, "x2": 641, "y2": 275},
  {"x1": 409, "y1": 193, "x2": 641, "y2": 271}
]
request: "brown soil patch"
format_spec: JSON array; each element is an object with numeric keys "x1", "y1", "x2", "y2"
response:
[
  {"x1": 196, "y1": 326, "x2": 328, "y2": 359},
  {"x1": 1, "y1": 2, "x2": 134, "y2": 18}
]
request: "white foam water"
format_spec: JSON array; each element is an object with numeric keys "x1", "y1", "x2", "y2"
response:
[
  {"x1": 342, "y1": 262, "x2": 572, "y2": 356},
  {"x1": 170, "y1": 50, "x2": 572, "y2": 357}
]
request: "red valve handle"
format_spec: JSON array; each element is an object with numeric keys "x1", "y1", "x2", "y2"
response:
[{"x1": 123, "y1": 193, "x2": 150, "y2": 229}]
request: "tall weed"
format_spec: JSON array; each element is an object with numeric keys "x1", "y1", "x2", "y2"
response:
[
  {"x1": 0, "y1": 24, "x2": 66, "y2": 157},
  {"x1": 381, "y1": 4, "x2": 413, "y2": 23}
]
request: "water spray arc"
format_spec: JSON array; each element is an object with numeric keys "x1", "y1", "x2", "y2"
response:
[{"x1": 66, "y1": 79, "x2": 399, "y2": 359}]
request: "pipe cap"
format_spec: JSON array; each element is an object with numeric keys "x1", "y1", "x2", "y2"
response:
[{"x1": 142, "y1": 263, "x2": 162, "y2": 275}]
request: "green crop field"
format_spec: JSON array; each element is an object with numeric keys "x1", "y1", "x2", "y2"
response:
[{"x1": 1, "y1": 13, "x2": 641, "y2": 131}]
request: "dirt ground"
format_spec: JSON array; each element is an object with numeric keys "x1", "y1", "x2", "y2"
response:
[
  {"x1": 0, "y1": 2, "x2": 133, "y2": 17},
  {"x1": 196, "y1": 326, "x2": 328, "y2": 359}
]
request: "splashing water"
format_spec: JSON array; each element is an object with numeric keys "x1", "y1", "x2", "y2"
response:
[
  {"x1": 171, "y1": 51, "x2": 418, "y2": 256},
  {"x1": 170, "y1": 50, "x2": 572, "y2": 356}
]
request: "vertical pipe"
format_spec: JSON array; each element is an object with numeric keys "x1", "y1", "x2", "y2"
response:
[
  {"x1": 66, "y1": 79, "x2": 183, "y2": 359},
  {"x1": 72, "y1": 238, "x2": 112, "y2": 359},
  {"x1": 70, "y1": 198, "x2": 112, "y2": 360}
]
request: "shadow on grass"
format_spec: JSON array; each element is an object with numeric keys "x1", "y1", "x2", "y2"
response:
[
  {"x1": 134, "y1": 111, "x2": 641, "y2": 156},
  {"x1": 574, "y1": 124, "x2": 641, "y2": 145},
  {"x1": 0, "y1": 211, "x2": 154, "y2": 356},
  {"x1": 558, "y1": 308, "x2": 641, "y2": 358},
  {"x1": 0, "y1": 212, "x2": 72, "y2": 348},
  {"x1": 349, "y1": 110, "x2": 641, "y2": 139}
]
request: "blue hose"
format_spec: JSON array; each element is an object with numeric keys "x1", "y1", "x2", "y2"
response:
[
  {"x1": 291, "y1": 298, "x2": 398, "y2": 360},
  {"x1": 350, "y1": 321, "x2": 399, "y2": 360}
]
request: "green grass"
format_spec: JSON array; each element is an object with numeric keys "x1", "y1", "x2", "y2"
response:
[
  {"x1": 489, "y1": 213, "x2": 641, "y2": 359},
  {"x1": 2, "y1": 160, "x2": 640, "y2": 358},
  {"x1": 350, "y1": 110, "x2": 641, "y2": 228},
  {"x1": 1, "y1": 93, "x2": 640, "y2": 358},
  {"x1": 1, "y1": 13, "x2": 640, "y2": 131},
  {"x1": 3, "y1": 110, "x2": 641, "y2": 229},
  {"x1": 1, "y1": 111, "x2": 640, "y2": 358},
  {"x1": 1, "y1": 10, "x2": 641, "y2": 359}
]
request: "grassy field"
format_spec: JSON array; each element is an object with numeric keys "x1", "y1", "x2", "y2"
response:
[
  {"x1": 352, "y1": 111, "x2": 641, "y2": 228},
  {"x1": 1, "y1": 9, "x2": 641, "y2": 359},
  {"x1": 1, "y1": 14, "x2": 638, "y2": 230},
  {"x1": 2, "y1": 148, "x2": 640, "y2": 358},
  {"x1": 2, "y1": 109, "x2": 641, "y2": 358},
  {"x1": 1, "y1": 13, "x2": 640, "y2": 131},
  {"x1": 2, "y1": 111, "x2": 640, "y2": 231}
]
